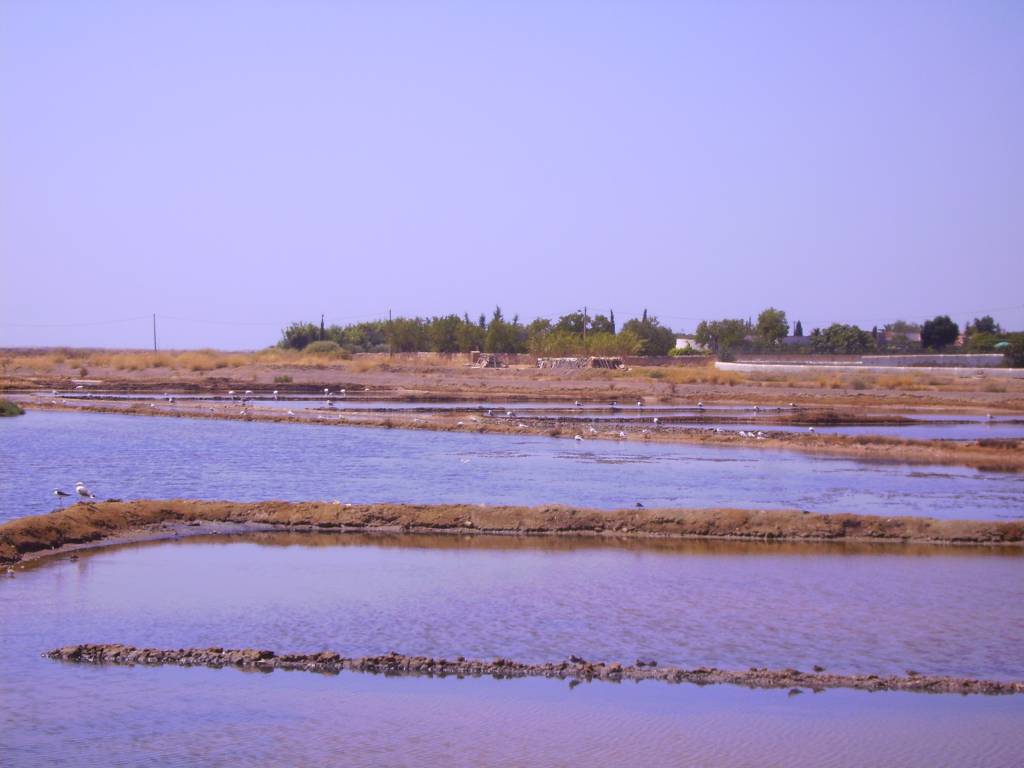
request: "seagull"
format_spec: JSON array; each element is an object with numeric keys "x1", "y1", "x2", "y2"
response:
[
  {"x1": 287, "y1": 410, "x2": 296, "y2": 417},
  {"x1": 517, "y1": 423, "x2": 527, "y2": 428},
  {"x1": 339, "y1": 389, "x2": 346, "y2": 396},
  {"x1": 653, "y1": 417, "x2": 659, "y2": 424},
  {"x1": 228, "y1": 390, "x2": 236, "y2": 400},
  {"x1": 53, "y1": 489, "x2": 71, "y2": 505},
  {"x1": 574, "y1": 400, "x2": 581, "y2": 407},
  {"x1": 273, "y1": 390, "x2": 279, "y2": 400},
  {"x1": 808, "y1": 427, "x2": 815, "y2": 433},
  {"x1": 618, "y1": 431, "x2": 626, "y2": 438},
  {"x1": 574, "y1": 434, "x2": 583, "y2": 441},
  {"x1": 245, "y1": 390, "x2": 253, "y2": 396},
  {"x1": 486, "y1": 409, "x2": 494, "y2": 417},
  {"x1": 75, "y1": 481, "x2": 95, "y2": 500},
  {"x1": 637, "y1": 401, "x2": 643, "y2": 407},
  {"x1": 588, "y1": 426, "x2": 597, "y2": 434},
  {"x1": 324, "y1": 388, "x2": 330, "y2": 395},
  {"x1": 697, "y1": 401, "x2": 704, "y2": 409},
  {"x1": 506, "y1": 410, "x2": 515, "y2": 418}
]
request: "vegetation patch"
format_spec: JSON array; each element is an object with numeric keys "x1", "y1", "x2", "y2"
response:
[{"x1": 0, "y1": 399, "x2": 24, "y2": 417}]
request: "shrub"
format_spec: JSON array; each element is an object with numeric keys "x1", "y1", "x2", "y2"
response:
[
  {"x1": 303, "y1": 340, "x2": 347, "y2": 358},
  {"x1": 274, "y1": 375, "x2": 293, "y2": 384},
  {"x1": 0, "y1": 399, "x2": 24, "y2": 417}
]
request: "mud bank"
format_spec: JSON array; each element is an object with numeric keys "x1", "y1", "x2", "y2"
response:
[
  {"x1": 3, "y1": 500, "x2": 1022, "y2": 566},
  {"x1": 45, "y1": 644, "x2": 1024, "y2": 696},
  {"x1": 18, "y1": 399, "x2": 1024, "y2": 473}
]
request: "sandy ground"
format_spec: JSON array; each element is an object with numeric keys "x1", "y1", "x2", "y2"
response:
[
  {"x1": 3, "y1": 351, "x2": 1024, "y2": 412},
  {"x1": 3, "y1": 501, "x2": 1021, "y2": 566}
]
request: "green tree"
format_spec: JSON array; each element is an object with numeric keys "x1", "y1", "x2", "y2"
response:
[
  {"x1": 794, "y1": 320, "x2": 803, "y2": 337},
  {"x1": 278, "y1": 321, "x2": 321, "y2": 350},
  {"x1": 921, "y1": 315, "x2": 959, "y2": 349},
  {"x1": 695, "y1": 319, "x2": 748, "y2": 355},
  {"x1": 621, "y1": 313, "x2": 675, "y2": 356},
  {"x1": 590, "y1": 314, "x2": 615, "y2": 335},
  {"x1": 756, "y1": 307, "x2": 789, "y2": 345},
  {"x1": 967, "y1": 316, "x2": 1000, "y2": 336},
  {"x1": 485, "y1": 306, "x2": 519, "y2": 353},
  {"x1": 811, "y1": 323, "x2": 874, "y2": 354}
]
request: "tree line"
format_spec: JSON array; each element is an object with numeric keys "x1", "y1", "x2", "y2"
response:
[
  {"x1": 279, "y1": 308, "x2": 1022, "y2": 365},
  {"x1": 695, "y1": 309, "x2": 1019, "y2": 360},
  {"x1": 278, "y1": 308, "x2": 677, "y2": 356}
]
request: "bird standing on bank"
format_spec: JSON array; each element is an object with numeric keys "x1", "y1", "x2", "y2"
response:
[
  {"x1": 53, "y1": 489, "x2": 71, "y2": 505},
  {"x1": 75, "y1": 482, "x2": 95, "y2": 499}
]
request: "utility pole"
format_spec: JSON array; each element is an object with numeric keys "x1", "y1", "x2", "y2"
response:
[{"x1": 153, "y1": 314, "x2": 157, "y2": 352}]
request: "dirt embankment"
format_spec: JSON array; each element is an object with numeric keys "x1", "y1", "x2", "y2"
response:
[
  {"x1": 3, "y1": 501, "x2": 1021, "y2": 565},
  {"x1": 20, "y1": 398, "x2": 1024, "y2": 473},
  {"x1": 46, "y1": 644, "x2": 1024, "y2": 696}
]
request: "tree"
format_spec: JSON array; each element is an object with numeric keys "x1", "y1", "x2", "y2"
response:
[
  {"x1": 756, "y1": 307, "x2": 789, "y2": 345},
  {"x1": 794, "y1": 320, "x2": 803, "y2": 337},
  {"x1": 811, "y1": 324, "x2": 874, "y2": 354},
  {"x1": 695, "y1": 319, "x2": 747, "y2": 355},
  {"x1": 591, "y1": 314, "x2": 615, "y2": 335},
  {"x1": 279, "y1": 321, "x2": 321, "y2": 350},
  {"x1": 967, "y1": 316, "x2": 1000, "y2": 336},
  {"x1": 609, "y1": 310, "x2": 616, "y2": 335},
  {"x1": 428, "y1": 315, "x2": 463, "y2": 353},
  {"x1": 485, "y1": 306, "x2": 519, "y2": 353},
  {"x1": 921, "y1": 315, "x2": 959, "y2": 349},
  {"x1": 621, "y1": 313, "x2": 675, "y2": 356},
  {"x1": 554, "y1": 311, "x2": 587, "y2": 336}
]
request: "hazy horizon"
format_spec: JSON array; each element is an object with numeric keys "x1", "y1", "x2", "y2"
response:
[{"x1": 3, "y1": 1, "x2": 1022, "y2": 350}]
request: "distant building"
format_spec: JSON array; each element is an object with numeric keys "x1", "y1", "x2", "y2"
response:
[{"x1": 675, "y1": 336, "x2": 707, "y2": 352}]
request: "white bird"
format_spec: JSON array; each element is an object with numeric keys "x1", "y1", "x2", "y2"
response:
[
  {"x1": 339, "y1": 389, "x2": 346, "y2": 395},
  {"x1": 588, "y1": 426, "x2": 597, "y2": 434},
  {"x1": 753, "y1": 405, "x2": 760, "y2": 412},
  {"x1": 697, "y1": 401, "x2": 704, "y2": 409},
  {"x1": 53, "y1": 489, "x2": 71, "y2": 505},
  {"x1": 456, "y1": 421, "x2": 464, "y2": 426},
  {"x1": 986, "y1": 413, "x2": 993, "y2": 420},
  {"x1": 808, "y1": 427, "x2": 815, "y2": 433},
  {"x1": 273, "y1": 390, "x2": 279, "y2": 400},
  {"x1": 618, "y1": 431, "x2": 626, "y2": 438},
  {"x1": 75, "y1": 481, "x2": 95, "y2": 499},
  {"x1": 574, "y1": 434, "x2": 583, "y2": 441},
  {"x1": 789, "y1": 403, "x2": 796, "y2": 408},
  {"x1": 240, "y1": 409, "x2": 247, "y2": 416},
  {"x1": 324, "y1": 388, "x2": 330, "y2": 395},
  {"x1": 653, "y1": 417, "x2": 659, "y2": 424},
  {"x1": 574, "y1": 400, "x2": 581, "y2": 407},
  {"x1": 487, "y1": 409, "x2": 494, "y2": 417},
  {"x1": 245, "y1": 390, "x2": 253, "y2": 396},
  {"x1": 228, "y1": 390, "x2": 236, "y2": 400},
  {"x1": 506, "y1": 410, "x2": 515, "y2": 418},
  {"x1": 75, "y1": 385, "x2": 84, "y2": 390},
  {"x1": 287, "y1": 410, "x2": 296, "y2": 417},
  {"x1": 637, "y1": 401, "x2": 643, "y2": 407}
]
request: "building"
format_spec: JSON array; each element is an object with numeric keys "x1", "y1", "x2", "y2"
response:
[{"x1": 675, "y1": 336, "x2": 707, "y2": 352}]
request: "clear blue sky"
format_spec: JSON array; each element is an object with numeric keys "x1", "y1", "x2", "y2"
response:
[{"x1": 2, "y1": 1, "x2": 1022, "y2": 349}]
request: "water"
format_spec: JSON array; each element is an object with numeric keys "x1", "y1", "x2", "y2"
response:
[
  {"x1": 2, "y1": 535, "x2": 1023, "y2": 767},
  {"x1": 3, "y1": 410, "x2": 1023, "y2": 522}
]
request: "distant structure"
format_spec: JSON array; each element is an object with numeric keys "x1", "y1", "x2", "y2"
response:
[{"x1": 674, "y1": 336, "x2": 707, "y2": 352}]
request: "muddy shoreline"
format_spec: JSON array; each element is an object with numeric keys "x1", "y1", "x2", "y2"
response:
[
  {"x1": 3, "y1": 501, "x2": 1022, "y2": 566},
  {"x1": 16, "y1": 398, "x2": 1024, "y2": 473},
  {"x1": 45, "y1": 644, "x2": 1024, "y2": 696}
]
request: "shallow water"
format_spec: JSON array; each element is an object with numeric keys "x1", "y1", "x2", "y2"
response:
[
  {"x1": 685, "y1": 421, "x2": 1024, "y2": 441},
  {"x1": 2, "y1": 536, "x2": 1023, "y2": 767},
  {"x1": 3, "y1": 411, "x2": 1023, "y2": 522}
]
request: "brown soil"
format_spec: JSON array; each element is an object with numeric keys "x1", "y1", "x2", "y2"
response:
[
  {"x1": 3, "y1": 351, "x2": 1023, "y2": 412},
  {"x1": 3, "y1": 500, "x2": 1022, "y2": 566},
  {"x1": 17, "y1": 398, "x2": 1024, "y2": 473},
  {"x1": 46, "y1": 644, "x2": 1024, "y2": 696}
]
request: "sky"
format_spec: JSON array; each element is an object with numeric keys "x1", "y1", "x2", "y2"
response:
[{"x1": 2, "y1": 0, "x2": 1022, "y2": 349}]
